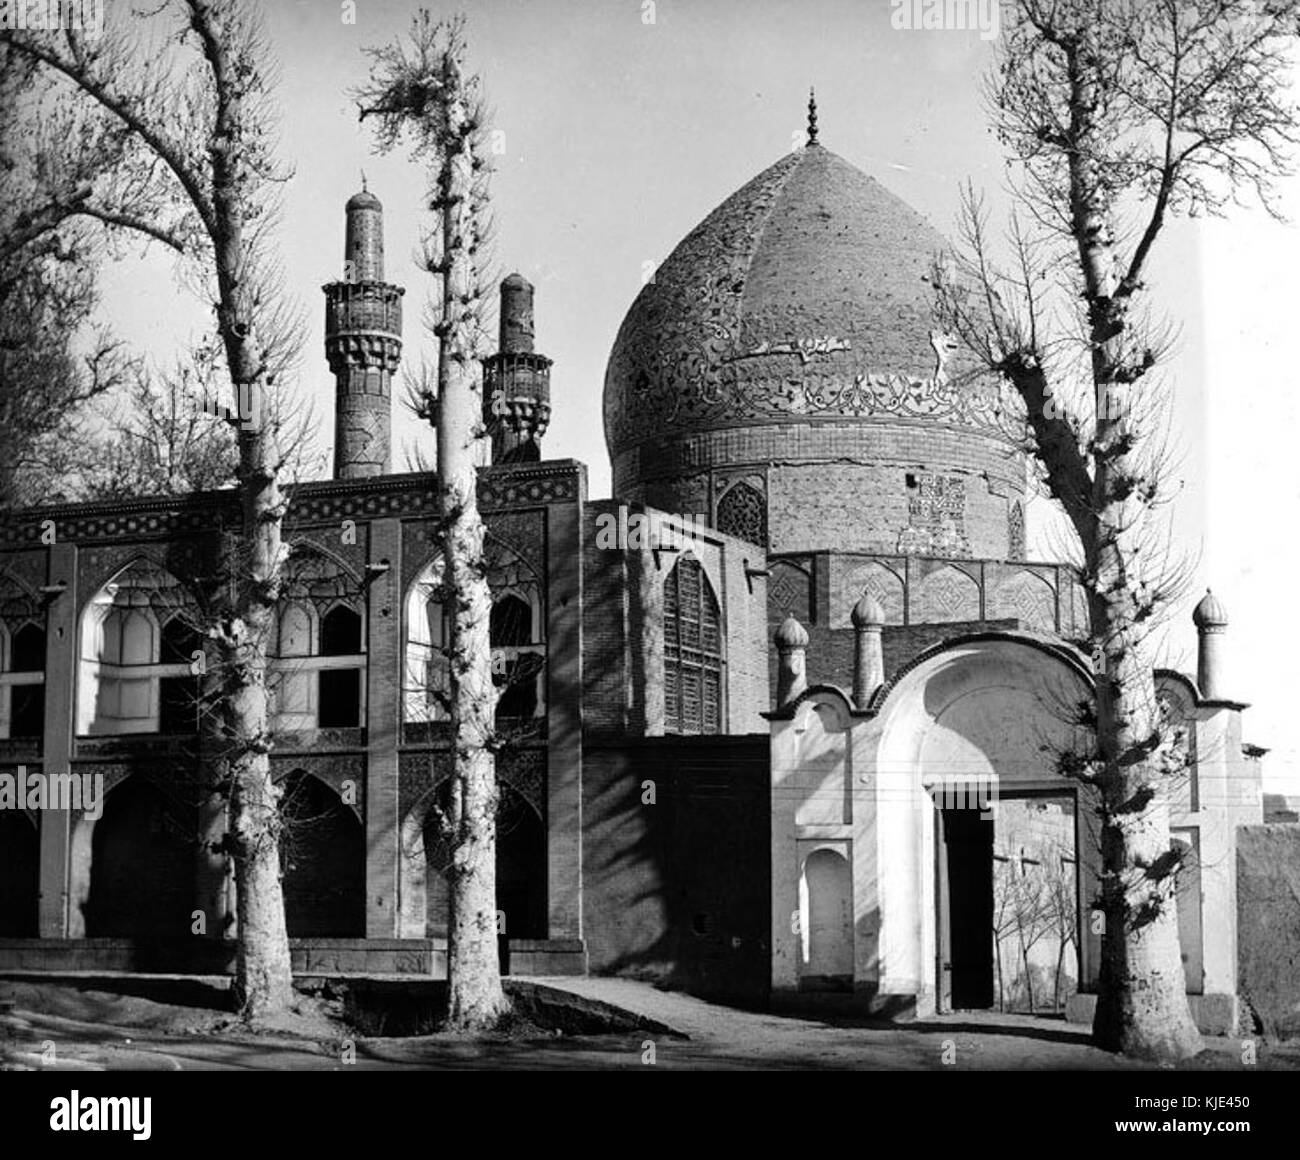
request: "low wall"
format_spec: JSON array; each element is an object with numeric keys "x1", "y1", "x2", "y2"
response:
[
  {"x1": 1237, "y1": 825, "x2": 1300, "y2": 1040},
  {"x1": 0, "y1": 938, "x2": 586, "y2": 979}
]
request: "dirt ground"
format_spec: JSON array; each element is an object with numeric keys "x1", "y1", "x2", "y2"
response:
[{"x1": 2, "y1": 973, "x2": 1297, "y2": 1071}]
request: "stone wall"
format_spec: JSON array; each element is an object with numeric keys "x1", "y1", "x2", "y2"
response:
[{"x1": 1237, "y1": 824, "x2": 1300, "y2": 1039}]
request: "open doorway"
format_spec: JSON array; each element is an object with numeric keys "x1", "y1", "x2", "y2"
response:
[
  {"x1": 936, "y1": 792, "x2": 1080, "y2": 1013},
  {"x1": 937, "y1": 806, "x2": 994, "y2": 1009}
]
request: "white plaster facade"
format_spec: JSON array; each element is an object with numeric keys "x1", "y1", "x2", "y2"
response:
[{"x1": 769, "y1": 631, "x2": 1263, "y2": 1031}]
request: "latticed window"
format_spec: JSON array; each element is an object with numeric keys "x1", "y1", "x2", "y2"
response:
[
  {"x1": 1008, "y1": 501, "x2": 1026, "y2": 561},
  {"x1": 663, "y1": 555, "x2": 723, "y2": 735},
  {"x1": 716, "y1": 482, "x2": 767, "y2": 547}
]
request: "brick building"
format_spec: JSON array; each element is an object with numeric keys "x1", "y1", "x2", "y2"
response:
[{"x1": 0, "y1": 114, "x2": 1265, "y2": 1028}]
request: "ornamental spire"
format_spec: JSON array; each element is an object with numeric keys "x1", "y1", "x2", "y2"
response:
[{"x1": 807, "y1": 86, "x2": 819, "y2": 145}]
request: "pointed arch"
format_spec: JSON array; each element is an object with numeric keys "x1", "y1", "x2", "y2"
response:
[
  {"x1": 269, "y1": 547, "x2": 367, "y2": 733},
  {"x1": 768, "y1": 558, "x2": 813, "y2": 624},
  {"x1": 663, "y1": 552, "x2": 724, "y2": 735},
  {"x1": 0, "y1": 617, "x2": 45, "y2": 740},
  {"x1": 400, "y1": 777, "x2": 546, "y2": 941},
  {"x1": 83, "y1": 776, "x2": 195, "y2": 938},
  {"x1": 76, "y1": 558, "x2": 197, "y2": 735},
  {"x1": 914, "y1": 564, "x2": 979, "y2": 624},
  {"x1": 717, "y1": 480, "x2": 767, "y2": 547},
  {"x1": 990, "y1": 569, "x2": 1056, "y2": 632},
  {"x1": 403, "y1": 541, "x2": 546, "y2": 728},
  {"x1": 278, "y1": 770, "x2": 365, "y2": 937}
]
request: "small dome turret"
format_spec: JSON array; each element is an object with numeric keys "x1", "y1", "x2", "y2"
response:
[
  {"x1": 851, "y1": 592, "x2": 886, "y2": 629},
  {"x1": 775, "y1": 616, "x2": 810, "y2": 650},
  {"x1": 346, "y1": 188, "x2": 382, "y2": 212},
  {"x1": 1193, "y1": 588, "x2": 1228, "y2": 630}
]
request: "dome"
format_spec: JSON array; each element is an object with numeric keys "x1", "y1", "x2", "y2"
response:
[
  {"x1": 605, "y1": 142, "x2": 987, "y2": 461},
  {"x1": 1193, "y1": 588, "x2": 1228, "y2": 629},
  {"x1": 347, "y1": 189, "x2": 382, "y2": 212},
  {"x1": 851, "y1": 592, "x2": 886, "y2": 629},
  {"x1": 601, "y1": 138, "x2": 1022, "y2": 560},
  {"x1": 774, "y1": 616, "x2": 809, "y2": 649}
]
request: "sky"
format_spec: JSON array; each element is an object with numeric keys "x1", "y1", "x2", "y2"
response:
[{"x1": 93, "y1": 0, "x2": 1298, "y2": 791}]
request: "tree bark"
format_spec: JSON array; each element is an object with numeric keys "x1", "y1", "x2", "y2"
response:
[
  {"x1": 1062, "y1": 37, "x2": 1200, "y2": 1061},
  {"x1": 193, "y1": 0, "x2": 294, "y2": 1019},
  {"x1": 436, "y1": 59, "x2": 507, "y2": 1031}
]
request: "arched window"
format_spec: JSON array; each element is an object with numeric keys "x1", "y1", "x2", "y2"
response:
[
  {"x1": 404, "y1": 551, "x2": 546, "y2": 727},
  {"x1": 319, "y1": 606, "x2": 363, "y2": 728},
  {"x1": 1008, "y1": 501, "x2": 1026, "y2": 561},
  {"x1": 272, "y1": 603, "x2": 315, "y2": 731},
  {"x1": 159, "y1": 614, "x2": 201, "y2": 734},
  {"x1": 716, "y1": 481, "x2": 767, "y2": 548},
  {"x1": 270, "y1": 599, "x2": 366, "y2": 732},
  {"x1": 490, "y1": 595, "x2": 531, "y2": 647},
  {"x1": 77, "y1": 561, "x2": 196, "y2": 735},
  {"x1": 663, "y1": 555, "x2": 724, "y2": 735},
  {"x1": 0, "y1": 620, "x2": 46, "y2": 739},
  {"x1": 490, "y1": 593, "x2": 541, "y2": 719}
]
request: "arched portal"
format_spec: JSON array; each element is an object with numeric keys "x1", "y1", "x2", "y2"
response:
[
  {"x1": 279, "y1": 772, "x2": 365, "y2": 937},
  {"x1": 403, "y1": 780, "x2": 547, "y2": 948},
  {"x1": 871, "y1": 637, "x2": 1095, "y2": 1015},
  {"x1": 84, "y1": 779, "x2": 194, "y2": 938}
]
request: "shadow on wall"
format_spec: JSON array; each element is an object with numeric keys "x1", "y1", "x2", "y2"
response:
[
  {"x1": 0, "y1": 810, "x2": 38, "y2": 936},
  {"x1": 279, "y1": 771, "x2": 365, "y2": 939},
  {"x1": 83, "y1": 777, "x2": 196, "y2": 944},
  {"x1": 583, "y1": 737, "x2": 770, "y2": 1007}
]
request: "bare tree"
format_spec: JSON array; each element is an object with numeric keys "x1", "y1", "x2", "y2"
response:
[
  {"x1": 73, "y1": 348, "x2": 239, "y2": 500},
  {"x1": 934, "y1": 0, "x2": 1298, "y2": 1060},
  {"x1": 0, "y1": 44, "x2": 131, "y2": 507},
  {"x1": 3, "y1": 0, "x2": 305, "y2": 1018},
  {"x1": 357, "y1": 11, "x2": 509, "y2": 1029}
]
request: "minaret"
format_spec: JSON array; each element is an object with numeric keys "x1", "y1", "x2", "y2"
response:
[
  {"x1": 1192, "y1": 588, "x2": 1229, "y2": 699},
  {"x1": 324, "y1": 186, "x2": 404, "y2": 478},
  {"x1": 482, "y1": 274, "x2": 552, "y2": 465}
]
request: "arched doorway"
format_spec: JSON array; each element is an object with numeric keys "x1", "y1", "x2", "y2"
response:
[
  {"x1": 799, "y1": 847, "x2": 854, "y2": 988},
  {"x1": 417, "y1": 780, "x2": 547, "y2": 954},
  {"x1": 279, "y1": 772, "x2": 365, "y2": 937},
  {"x1": 872, "y1": 637, "x2": 1094, "y2": 1015},
  {"x1": 84, "y1": 779, "x2": 194, "y2": 938},
  {"x1": 0, "y1": 810, "x2": 38, "y2": 936}
]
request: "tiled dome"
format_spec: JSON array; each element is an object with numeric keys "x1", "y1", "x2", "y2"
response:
[
  {"x1": 603, "y1": 142, "x2": 967, "y2": 461},
  {"x1": 346, "y1": 188, "x2": 382, "y2": 212}
]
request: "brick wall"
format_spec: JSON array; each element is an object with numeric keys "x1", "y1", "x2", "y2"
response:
[
  {"x1": 766, "y1": 617, "x2": 1025, "y2": 708},
  {"x1": 613, "y1": 419, "x2": 1026, "y2": 560},
  {"x1": 582, "y1": 499, "x2": 770, "y2": 738}
]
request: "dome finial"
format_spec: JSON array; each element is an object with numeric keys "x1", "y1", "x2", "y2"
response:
[
  {"x1": 807, "y1": 86, "x2": 819, "y2": 145},
  {"x1": 361, "y1": 168, "x2": 368, "y2": 193}
]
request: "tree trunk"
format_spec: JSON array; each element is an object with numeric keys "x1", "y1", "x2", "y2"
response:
[
  {"x1": 1059, "y1": 40, "x2": 1201, "y2": 1063},
  {"x1": 210, "y1": 99, "x2": 294, "y2": 1018},
  {"x1": 438, "y1": 90, "x2": 507, "y2": 1030},
  {"x1": 1090, "y1": 601, "x2": 1199, "y2": 1057}
]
